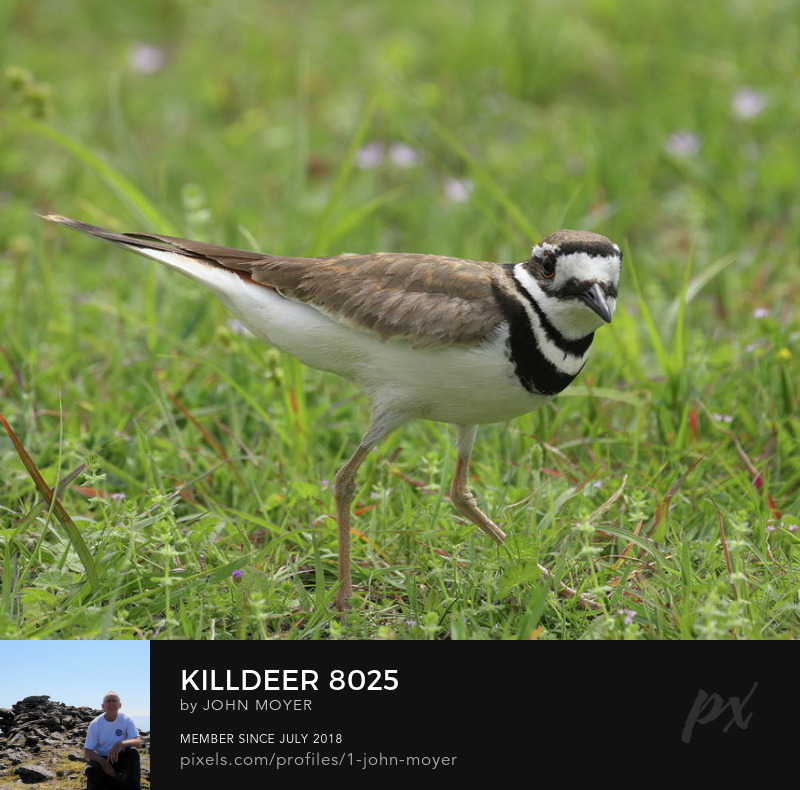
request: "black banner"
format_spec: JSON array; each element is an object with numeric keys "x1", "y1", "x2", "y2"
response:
[{"x1": 151, "y1": 641, "x2": 787, "y2": 780}]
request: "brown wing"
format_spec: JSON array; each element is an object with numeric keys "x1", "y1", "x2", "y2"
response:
[
  {"x1": 43, "y1": 215, "x2": 508, "y2": 348},
  {"x1": 247, "y1": 252, "x2": 507, "y2": 348}
]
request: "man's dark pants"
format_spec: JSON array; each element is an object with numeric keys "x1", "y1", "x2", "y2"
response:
[{"x1": 85, "y1": 747, "x2": 140, "y2": 789}]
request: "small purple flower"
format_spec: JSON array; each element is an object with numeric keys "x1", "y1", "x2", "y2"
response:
[
  {"x1": 231, "y1": 569, "x2": 243, "y2": 580},
  {"x1": 766, "y1": 524, "x2": 776, "y2": 532},
  {"x1": 226, "y1": 318, "x2": 253, "y2": 336},
  {"x1": 618, "y1": 609, "x2": 637, "y2": 625},
  {"x1": 752, "y1": 307, "x2": 769, "y2": 319},
  {"x1": 354, "y1": 142, "x2": 384, "y2": 170},
  {"x1": 788, "y1": 524, "x2": 798, "y2": 533},
  {"x1": 443, "y1": 177, "x2": 474, "y2": 203},
  {"x1": 664, "y1": 130, "x2": 701, "y2": 158},
  {"x1": 128, "y1": 43, "x2": 166, "y2": 74},
  {"x1": 732, "y1": 88, "x2": 767, "y2": 120},
  {"x1": 388, "y1": 143, "x2": 420, "y2": 169}
]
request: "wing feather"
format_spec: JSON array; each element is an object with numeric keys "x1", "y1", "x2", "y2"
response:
[{"x1": 253, "y1": 252, "x2": 508, "y2": 348}]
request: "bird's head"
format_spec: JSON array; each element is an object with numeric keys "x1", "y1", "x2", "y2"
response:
[{"x1": 519, "y1": 229, "x2": 622, "y2": 340}]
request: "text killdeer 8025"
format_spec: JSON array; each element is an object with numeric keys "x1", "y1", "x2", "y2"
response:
[{"x1": 44, "y1": 214, "x2": 621, "y2": 609}]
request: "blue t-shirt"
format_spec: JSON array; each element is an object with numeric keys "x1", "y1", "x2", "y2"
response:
[{"x1": 84, "y1": 713, "x2": 139, "y2": 756}]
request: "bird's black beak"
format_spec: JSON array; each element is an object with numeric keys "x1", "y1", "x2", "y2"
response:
[{"x1": 579, "y1": 283, "x2": 612, "y2": 324}]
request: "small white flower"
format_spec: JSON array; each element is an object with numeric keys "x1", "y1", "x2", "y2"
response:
[
  {"x1": 388, "y1": 143, "x2": 420, "y2": 169},
  {"x1": 128, "y1": 43, "x2": 166, "y2": 74},
  {"x1": 664, "y1": 130, "x2": 701, "y2": 158},
  {"x1": 752, "y1": 307, "x2": 769, "y2": 319},
  {"x1": 732, "y1": 88, "x2": 767, "y2": 120},
  {"x1": 711, "y1": 413, "x2": 733, "y2": 423},
  {"x1": 354, "y1": 142, "x2": 384, "y2": 170},
  {"x1": 443, "y1": 177, "x2": 474, "y2": 203}
]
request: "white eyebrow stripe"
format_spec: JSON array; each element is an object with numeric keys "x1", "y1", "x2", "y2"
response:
[{"x1": 554, "y1": 252, "x2": 621, "y2": 288}]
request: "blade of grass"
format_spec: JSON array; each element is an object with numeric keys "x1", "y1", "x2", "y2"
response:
[
  {"x1": 13, "y1": 463, "x2": 87, "y2": 532},
  {"x1": 595, "y1": 525, "x2": 668, "y2": 568},
  {"x1": 0, "y1": 413, "x2": 100, "y2": 593},
  {"x1": 162, "y1": 386, "x2": 244, "y2": 486},
  {"x1": 624, "y1": 242, "x2": 671, "y2": 378},
  {"x1": 665, "y1": 252, "x2": 737, "y2": 330},
  {"x1": 322, "y1": 186, "x2": 406, "y2": 250},
  {"x1": 716, "y1": 506, "x2": 737, "y2": 598},
  {"x1": 670, "y1": 250, "x2": 693, "y2": 387},
  {"x1": 191, "y1": 356, "x2": 292, "y2": 444}
]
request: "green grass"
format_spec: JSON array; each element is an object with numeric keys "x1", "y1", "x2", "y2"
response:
[{"x1": 1, "y1": 0, "x2": 798, "y2": 639}]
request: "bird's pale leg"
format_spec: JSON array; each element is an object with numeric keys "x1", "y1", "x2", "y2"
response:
[
  {"x1": 333, "y1": 442, "x2": 371, "y2": 610},
  {"x1": 332, "y1": 411, "x2": 404, "y2": 610},
  {"x1": 450, "y1": 425, "x2": 600, "y2": 610},
  {"x1": 449, "y1": 425, "x2": 506, "y2": 544}
]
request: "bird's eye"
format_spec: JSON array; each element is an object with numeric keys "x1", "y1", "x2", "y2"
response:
[{"x1": 540, "y1": 251, "x2": 556, "y2": 278}]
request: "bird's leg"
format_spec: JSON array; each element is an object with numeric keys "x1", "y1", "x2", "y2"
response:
[
  {"x1": 333, "y1": 442, "x2": 371, "y2": 611},
  {"x1": 332, "y1": 411, "x2": 403, "y2": 611},
  {"x1": 449, "y1": 425, "x2": 506, "y2": 544},
  {"x1": 449, "y1": 429, "x2": 601, "y2": 611}
]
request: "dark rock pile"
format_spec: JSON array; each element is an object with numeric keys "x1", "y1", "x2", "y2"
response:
[{"x1": 0, "y1": 696, "x2": 150, "y2": 787}]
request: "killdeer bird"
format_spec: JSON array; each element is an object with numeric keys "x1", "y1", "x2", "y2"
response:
[{"x1": 43, "y1": 214, "x2": 621, "y2": 610}]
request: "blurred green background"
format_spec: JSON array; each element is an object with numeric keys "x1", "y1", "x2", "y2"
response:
[
  {"x1": 5, "y1": 0, "x2": 797, "y2": 257},
  {"x1": 1, "y1": 0, "x2": 798, "y2": 639}
]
